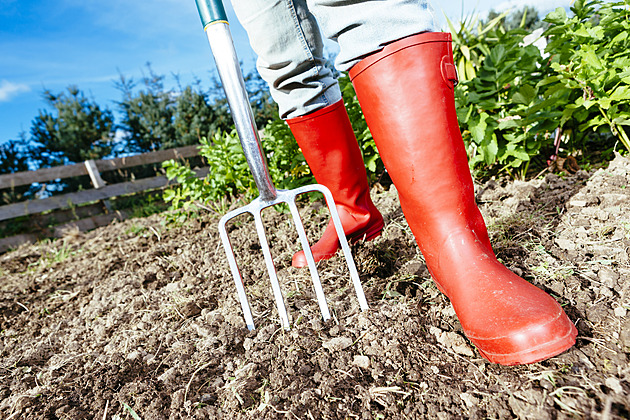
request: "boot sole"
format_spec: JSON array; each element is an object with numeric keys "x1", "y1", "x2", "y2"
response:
[{"x1": 472, "y1": 313, "x2": 578, "y2": 366}]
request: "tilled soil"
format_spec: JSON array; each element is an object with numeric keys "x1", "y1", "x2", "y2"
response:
[{"x1": 1, "y1": 154, "x2": 629, "y2": 419}]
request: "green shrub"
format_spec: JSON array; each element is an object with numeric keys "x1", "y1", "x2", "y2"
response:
[
  {"x1": 163, "y1": 122, "x2": 313, "y2": 215},
  {"x1": 451, "y1": 0, "x2": 630, "y2": 178},
  {"x1": 540, "y1": 0, "x2": 630, "y2": 152}
]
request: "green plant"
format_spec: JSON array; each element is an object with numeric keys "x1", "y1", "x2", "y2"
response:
[
  {"x1": 540, "y1": 0, "x2": 630, "y2": 152},
  {"x1": 121, "y1": 402, "x2": 142, "y2": 420},
  {"x1": 450, "y1": 11, "x2": 550, "y2": 177},
  {"x1": 163, "y1": 122, "x2": 311, "y2": 215},
  {"x1": 29, "y1": 239, "x2": 78, "y2": 270},
  {"x1": 451, "y1": 0, "x2": 630, "y2": 177}
]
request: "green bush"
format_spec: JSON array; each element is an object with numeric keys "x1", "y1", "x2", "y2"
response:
[
  {"x1": 451, "y1": 0, "x2": 630, "y2": 178},
  {"x1": 163, "y1": 121, "x2": 313, "y2": 215},
  {"x1": 541, "y1": 0, "x2": 630, "y2": 152}
]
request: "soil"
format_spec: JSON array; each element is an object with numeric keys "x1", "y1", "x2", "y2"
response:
[{"x1": 1, "y1": 154, "x2": 629, "y2": 419}]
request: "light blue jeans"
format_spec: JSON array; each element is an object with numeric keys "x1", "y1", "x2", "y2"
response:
[{"x1": 231, "y1": 0, "x2": 436, "y2": 119}]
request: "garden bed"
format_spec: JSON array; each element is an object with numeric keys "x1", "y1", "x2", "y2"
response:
[{"x1": 0, "y1": 154, "x2": 628, "y2": 419}]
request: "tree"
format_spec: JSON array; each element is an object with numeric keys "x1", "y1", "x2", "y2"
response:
[
  {"x1": 0, "y1": 136, "x2": 34, "y2": 204},
  {"x1": 116, "y1": 68, "x2": 176, "y2": 153},
  {"x1": 0, "y1": 138, "x2": 29, "y2": 175},
  {"x1": 486, "y1": 6, "x2": 544, "y2": 31},
  {"x1": 30, "y1": 86, "x2": 115, "y2": 165},
  {"x1": 173, "y1": 82, "x2": 234, "y2": 147},
  {"x1": 117, "y1": 64, "x2": 277, "y2": 153}
]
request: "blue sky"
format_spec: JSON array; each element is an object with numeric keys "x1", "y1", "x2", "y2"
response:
[{"x1": 0, "y1": 0, "x2": 570, "y2": 146}]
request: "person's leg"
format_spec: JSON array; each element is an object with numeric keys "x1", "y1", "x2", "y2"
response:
[
  {"x1": 232, "y1": 0, "x2": 339, "y2": 119},
  {"x1": 345, "y1": 32, "x2": 577, "y2": 365},
  {"x1": 231, "y1": 0, "x2": 383, "y2": 266},
  {"x1": 306, "y1": 0, "x2": 437, "y2": 71}
]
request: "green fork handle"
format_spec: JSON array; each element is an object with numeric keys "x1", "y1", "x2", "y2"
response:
[{"x1": 195, "y1": 0, "x2": 228, "y2": 28}]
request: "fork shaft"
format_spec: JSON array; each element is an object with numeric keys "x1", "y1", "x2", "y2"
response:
[
  {"x1": 204, "y1": 22, "x2": 277, "y2": 202},
  {"x1": 320, "y1": 186, "x2": 369, "y2": 311},
  {"x1": 219, "y1": 212, "x2": 256, "y2": 330}
]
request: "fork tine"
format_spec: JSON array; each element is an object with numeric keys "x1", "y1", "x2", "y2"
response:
[
  {"x1": 252, "y1": 209, "x2": 291, "y2": 329},
  {"x1": 319, "y1": 186, "x2": 369, "y2": 311},
  {"x1": 287, "y1": 197, "x2": 331, "y2": 322},
  {"x1": 219, "y1": 213, "x2": 255, "y2": 330}
]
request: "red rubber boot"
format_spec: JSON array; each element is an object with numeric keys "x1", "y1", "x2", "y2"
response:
[
  {"x1": 349, "y1": 32, "x2": 577, "y2": 365},
  {"x1": 287, "y1": 100, "x2": 384, "y2": 268}
]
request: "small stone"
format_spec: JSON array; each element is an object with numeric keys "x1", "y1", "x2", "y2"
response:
[
  {"x1": 243, "y1": 338, "x2": 253, "y2": 352},
  {"x1": 460, "y1": 392, "x2": 479, "y2": 408},
  {"x1": 322, "y1": 336, "x2": 353, "y2": 352},
  {"x1": 605, "y1": 377, "x2": 623, "y2": 394},
  {"x1": 158, "y1": 366, "x2": 178, "y2": 384},
  {"x1": 601, "y1": 193, "x2": 628, "y2": 207},
  {"x1": 596, "y1": 209, "x2": 610, "y2": 220},
  {"x1": 614, "y1": 307, "x2": 627, "y2": 317},
  {"x1": 329, "y1": 325, "x2": 341, "y2": 336},
  {"x1": 352, "y1": 355, "x2": 370, "y2": 369},
  {"x1": 164, "y1": 282, "x2": 180, "y2": 293},
  {"x1": 429, "y1": 326, "x2": 475, "y2": 357},
  {"x1": 200, "y1": 393, "x2": 216, "y2": 404},
  {"x1": 181, "y1": 301, "x2": 201, "y2": 318},
  {"x1": 555, "y1": 238, "x2": 576, "y2": 250},
  {"x1": 598, "y1": 267, "x2": 620, "y2": 288},
  {"x1": 569, "y1": 199, "x2": 587, "y2": 207}
]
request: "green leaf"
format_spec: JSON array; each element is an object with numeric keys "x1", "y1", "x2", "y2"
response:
[
  {"x1": 561, "y1": 105, "x2": 577, "y2": 126},
  {"x1": 598, "y1": 97, "x2": 612, "y2": 110},
  {"x1": 613, "y1": 116, "x2": 630, "y2": 126},
  {"x1": 545, "y1": 8, "x2": 567, "y2": 25},
  {"x1": 482, "y1": 133, "x2": 499, "y2": 165},
  {"x1": 512, "y1": 85, "x2": 537, "y2": 105},
  {"x1": 470, "y1": 112, "x2": 489, "y2": 145},
  {"x1": 579, "y1": 45, "x2": 603, "y2": 70},
  {"x1": 465, "y1": 60, "x2": 476, "y2": 81},
  {"x1": 609, "y1": 85, "x2": 630, "y2": 101},
  {"x1": 498, "y1": 118, "x2": 520, "y2": 130},
  {"x1": 460, "y1": 45, "x2": 471, "y2": 60},
  {"x1": 611, "y1": 31, "x2": 628, "y2": 44}
]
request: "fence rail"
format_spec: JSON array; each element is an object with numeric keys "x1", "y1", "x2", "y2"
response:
[{"x1": 0, "y1": 145, "x2": 204, "y2": 252}]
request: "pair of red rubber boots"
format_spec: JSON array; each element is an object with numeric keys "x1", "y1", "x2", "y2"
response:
[{"x1": 286, "y1": 32, "x2": 577, "y2": 366}]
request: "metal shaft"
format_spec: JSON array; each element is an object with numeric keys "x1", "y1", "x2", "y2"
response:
[{"x1": 204, "y1": 22, "x2": 277, "y2": 202}]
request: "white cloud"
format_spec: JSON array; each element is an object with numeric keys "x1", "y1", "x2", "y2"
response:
[{"x1": 0, "y1": 80, "x2": 30, "y2": 102}]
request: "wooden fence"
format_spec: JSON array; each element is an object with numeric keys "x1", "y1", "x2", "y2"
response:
[{"x1": 0, "y1": 145, "x2": 206, "y2": 253}]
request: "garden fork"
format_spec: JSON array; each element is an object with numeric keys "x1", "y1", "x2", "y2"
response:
[{"x1": 194, "y1": 0, "x2": 369, "y2": 330}]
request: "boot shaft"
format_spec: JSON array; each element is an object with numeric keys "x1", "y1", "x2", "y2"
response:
[
  {"x1": 349, "y1": 32, "x2": 491, "y2": 259},
  {"x1": 287, "y1": 100, "x2": 372, "y2": 208}
]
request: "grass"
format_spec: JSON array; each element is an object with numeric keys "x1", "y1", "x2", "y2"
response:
[{"x1": 25, "y1": 239, "x2": 79, "y2": 273}]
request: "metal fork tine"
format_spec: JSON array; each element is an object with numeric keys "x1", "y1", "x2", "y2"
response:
[
  {"x1": 218, "y1": 213, "x2": 255, "y2": 330},
  {"x1": 287, "y1": 197, "x2": 331, "y2": 322},
  {"x1": 319, "y1": 186, "x2": 369, "y2": 311},
  {"x1": 252, "y1": 208, "x2": 291, "y2": 329}
]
